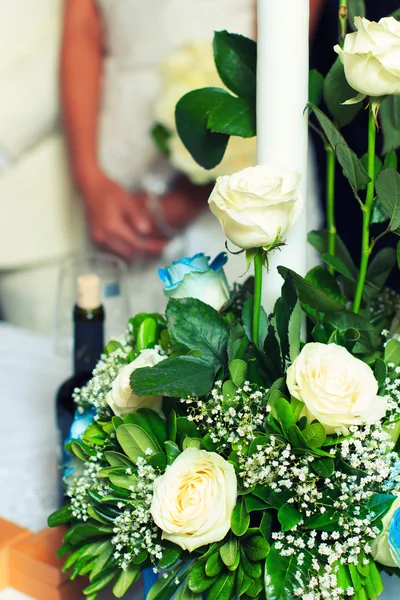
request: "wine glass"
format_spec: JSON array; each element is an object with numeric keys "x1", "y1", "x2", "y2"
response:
[{"x1": 53, "y1": 252, "x2": 130, "y2": 362}]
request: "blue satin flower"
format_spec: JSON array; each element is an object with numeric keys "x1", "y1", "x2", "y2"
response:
[
  {"x1": 65, "y1": 409, "x2": 96, "y2": 446},
  {"x1": 158, "y1": 253, "x2": 229, "y2": 311},
  {"x1": 388, "y1": 507, "x2": 400, "y2": 567}
]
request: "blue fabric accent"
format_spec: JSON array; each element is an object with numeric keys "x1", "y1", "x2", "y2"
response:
[
  {"x1": 143, "y1": 568, "x2": 158, "y2": 598},
  {"x1": 159, "y1": 253, "x2": 220, "y2": 290},
  {"x1": 389, "y1": 507, "x2": 400, "y2": 567}
]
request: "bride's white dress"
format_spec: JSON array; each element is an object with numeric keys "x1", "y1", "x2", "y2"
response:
[{"x1": 95, "y1": 0, "x2": 256, "y2": 313}]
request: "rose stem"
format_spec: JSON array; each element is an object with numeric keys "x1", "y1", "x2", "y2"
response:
[
  {"x1": 252, "y1": 252, "x2": 263, "y2": 346},
  {"x1": 339, "y1": 0, "x2": 348, "y2": 40},
  {"x1": 326, "y1": 146, "x2": 336, "y2": 272},
  {"x1": 353, "y1": 104, "x2": 377, "y2": 314}
]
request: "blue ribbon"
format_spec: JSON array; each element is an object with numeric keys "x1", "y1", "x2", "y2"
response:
[{"x1": 143, "y1": 567, "x2": 158, "y2": 598}]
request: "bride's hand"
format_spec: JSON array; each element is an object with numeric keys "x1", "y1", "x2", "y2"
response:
[
  {"x1": 79, "y1": 168, "x2": 167, "y2": 260},
  {"x1": 160, "y1": 180, "x2": 211, "y2": 231}
]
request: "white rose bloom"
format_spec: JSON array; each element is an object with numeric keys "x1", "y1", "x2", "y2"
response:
[
  {"x1": 150, "y1": 447, "x2": 237, "y2": 552},
  {"x1": 208, "y1": 164, "x2": 302, "y2": 250},
  {"x1": 286, "y1": 342, "x2": 387, "y2": 435},
  {"x1": 106, "y1": 349, "x2": 166, "y2": 417},
  {"x1": 334, "y1": 17, "x2": 400, "y2": 98},
  {"x1": 371, "y1": 495, "x2": 400, "y2": 568},
  {"x1": 155, "y1": 41, "x2": 256, "y2": 184}
]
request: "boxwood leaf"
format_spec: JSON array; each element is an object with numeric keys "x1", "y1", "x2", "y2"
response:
[
  {"x1": 113, "y1": 565, "x2": 140, "y2": 598},
  {"x1": 277, "y1": 504, "x2": 302, "y2": 532},
  {"x1": 302, "y1": 422, "x2": 326, "y2": 448},
  {"x1": 231, "y1": 498, "x2": 250, "y2": 536},
  {"x1": 220, "y1": 538, "x2": 238, "y2": 567},
  {"x1": 116, "y1": 424, "x2": 158, "y2": 463},
  {"x1": 244, "y1": 536, "x2": 270, "y2": 561},
  {"x1": 207, "y1": 570, "x2": 237, "y2": 600}
]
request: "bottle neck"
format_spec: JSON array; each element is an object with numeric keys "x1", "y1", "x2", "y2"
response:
[{"x1": 73, "y1": 304, "x2": 105, "y2": 376}]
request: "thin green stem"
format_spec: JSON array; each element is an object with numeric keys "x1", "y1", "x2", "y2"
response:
[
  {"x1": 326, "y1": 147, "x2": 336, "y2": 272},
  {"x1": 353, "y1": 106, "x2": 377, "y2": 313},
  {"x1": 339, "y1": 0, "x2": 348, "y2": 39},
  {"x1": 252, "y1": 253, "x2": 263, "y2": 347}
]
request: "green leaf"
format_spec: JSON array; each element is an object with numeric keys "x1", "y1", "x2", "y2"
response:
[
  {"x1": 384, "y1": 338, "x2": 400, "y2": 367},
  {"x1": 231, "y1": 498, "x2": 250, "y2": 536},
  {"x1": 175, "y1": 87, "x2": 230, "y2": 169},
  {"x1": 371, "y1": 198, "x2": 390, "y2": 224},
  {"x1": 302, "y1": 422, "x2": 326, "y2": 448},
  {"x1": 384, "y1": 150, "x2": 398, "y2": 170},
  {"x1": 308, "y1": 103, "x2": 346, "y2": 149},
  {"x1": 104, "y1": 340, "x2": 123, "y2": 355},
  {"x1": 360, "y1": 153, "x2": 382, "y2": 190},
  {"x1": 48, "y1": 504, "x2": 73, "y2": 527},
  {"x1": 240, "y1": 550, "x2": 262, "y2": 579},
  {"x1": 264, "y1": 544, "x2": 312, "y2": 600},
  {"x1": 348, "y1": 0, "x2": 366, "y2": 27},
  {"x1": 363, "y1": 493, "x2": 396, "y2": 521},
  {"x1": 151, "y1": 123, "x2": 171, "y2": 156},
  {"x1": 365, "y1": 247, "x2": 396, "y2": 296},
  {"x1": 278, "y1": 266, "x2": 345, "y2": 314},
  {"x1": 375, "y1": 168, "x2": 400, "y2": 231},
  {"x1": 336, "y1": 142, "x2": 370, "y2": 191},
  {"x1": 308, "y1": 230, "x2": 358, "y2": 278},
  {"x1": 174, "y1": 582, "x2": 202, "y2": 600},
  {"x1": 321, "y1": 254, "x2": 356, "y2": 282},
  {"x1": 131, "y1": 355, "x2": 215, "y2": 398},
  {"x1": 242, "y1": 295, "x2": 269, "y2": 349},
  {"x1": 136, "y1": 317, "x2": 158, "y2": 351},
  {"x1": 158, "y1": 544, "x2": 182, "y2": 569},
  {"x1": 205, "y1": 552, "x2": 224, "y2": 577},
  {"x1": 324, "y1": 311, "x2": 381, "y2": 354},
  {"x1": 277, "y1": 504, "x2": 302, "y2": 532},
  {"x1": 380, "y1": 95, "x2": 400, "y2": 154},
  {"x1": 227, "y1": 323, "x2": 247, "y2": 362},
  {"x1": 213, "y1": 31, "x2": 257, "y2": 101},
  {"x1": 273, "y1": 397, "x2": 295, "y2": 436},
  {"x1": 207, "y1": 571, "x2": 236, "y2": 600},
  {"x1": 220, "y1": 538, "x2": 238, "y2": 567},
  {"x1": 148, "y1": 564, "x2": 191, "y2": 600},
  {"x1": 364, "y1": 561, "x2": 384, "y2": 597},
  {"x1": 309, "y1": 69, "x2": 324, "y2": 106},
  {"x1": 108, "y1": 473, "x2": 138, "y2": 491},
  {"x1": 167, "y1": 298, "x2": 229, "y2": 367},
  {"x1": 229, "y1": 359, "x2": 247, "y2": 387},
  {"x1": 244, "y1": 536, "x2": 270, "y2": 561},
  {"x1": 89, "y1": 541, "x2": 114, "y2": 580},
  {"x1": 288, "y1": 301, "x2": 302, "y2": 362},
  {"x1": 164, "y1": 441, "x2": 181, "y2": 465},
  {"x1": 116, "y1": 424, "x2": 158, "y2": 463},
  {"x1": 208, "y1": 95, "x2": 256, "y2": 137},
  {"x1": 374, "y1": 358, "x2": 387, "y2": 388},
  {"x1": 311, "y1": 458, "x2": 335, "y2": 478},
  {"x1": 274, "y1": 276, "x2": 298, "y2": 360},
  {"x1": 323, "y1": 57, "x2": 362, "y2": 127},
  {"x1": 188, "y1": 562, "x2": 218, "y2": 593},
  {"x1": 260, "y1": 511, "x2": 273, "y2": 541},
  {"x1": 126, "y1": 408, "x2": 167, "y2": 448},
  {"x1": 83, "y1": 570, "x2": 117, "y2": 595},
  {"x1": 398, "y1": 240, "x2": 400, "y2": 269}
]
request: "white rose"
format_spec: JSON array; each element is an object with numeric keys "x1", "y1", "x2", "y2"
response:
[
  {"x1": 286, "y1": 342, "x2": 387, "y2": 435},
  {"x1": 208, "y1": 164, "x2": 303, "y2": 250},
  {"x1": 150, "y1": 447, "x2": 237, "y2": 552},
  {"x1": 106, "y1": 349, "x2": 166, "y2": 417},
  {"x1": 334, "y1": 17, "x2": 400, "y2": 98},
  {"x1": 371, "y1": 495, "x2": 400, "y2": 568}
]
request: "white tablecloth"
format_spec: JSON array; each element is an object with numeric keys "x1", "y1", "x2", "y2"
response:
[{"x1": 0, "y1": 323, "x2": 398, "y2": 599}]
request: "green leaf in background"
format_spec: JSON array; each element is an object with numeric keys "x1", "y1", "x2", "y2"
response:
[
  {"x1": 131, "y1": 356, "x2": 215, "y2": 398},
  {"x1": 148, "y1": 564, "x2": 191, "y2": 600},
  {"x1": 166, "y1": 298, "x2": 229, "y2": 367},
  {"x1": 384, "y1": 339, "x2": 400, "y2": 369},
  {"x1": 384, "y1": 150, "x2": 398, "y2": 170},
  {"x1": 229, "y1": 358, "x2": 247, "y2": 386},
  {"x1": 278, "y1": 266, "x2": 345, "y2": 315},
  {"x1": 277, "y1": 504, "x2": 302, "y2": 532},
  {"x1": 48, "y1": 504, "x2": 73, "y2": 527},
  {"x1": 306, "y1": 266, "x2": 346, "y2": 307},
  {"x1": 264, "y1": 544, "x2": 312, "y2": 600},
  {"x1": 309, "y1": 69, "x2": 324, "y2": 106},
  {"x1": 360, "y1": 153, "x2": 382, "y2": 190},
  {"x1": 348, "y1": 0, "x2": 366, "y2": 28},
  {"x1": 207, "y1": 571, "x2": 236, "y2": 600},
  {"x1": 335, "y1": 142, "x2": 370, "y2": 191},
  {"x1": 220, "y1": 538, "x2": 238, "y2": 567},
  {"x1": 274, "y1": 276, "x2": 298, "y2": 361},
  {"x1": 323, "y1": 58, "x2": 362, "y2": 127},
  {"x1": 308, "y1": 103, "x2": 346, "y2": 149},
  {"x1": 371, "y1": 199, "x2": 390, "y2": 225},
  {"x1": 380, "y1": 95, "x2": 400, "y2": 154},
  {"x1": 288, "y1": 301, "x2": 302, "y2": 362},
  {"x1": 242, "y1": 295, "x2": 269, "y2": 348},
  {"x1": 308, "y1": 230, "x2": 358, "y2": 278},
  {"x1": 208, "y1": 95, "x2": 256, "y2": 137},
  {"x1": 375, "y1": 168, "x2": 400, "y2": 231},
  {"x1": 150, "y1": 123, "x2": 171, "y2": 156},
  {"x1": 213, "y1": 31, "x2": 257, "y2": 101},
  {"x1": 302, "y1": 422, "x2": 326, "y2": 448},
  {"x1": 324, "y1": 311, "x2": 381, "y2": 354},
  {"x1": 398, "y1": 240, "x2": 400, "y2": 269},
  {"x1": 175, "y1": 87, "x2": 230, "y2": 169},
  {"x1": 365, "y1": 247, "x2": 396, "y2": 297},
  {"x1": 321, "y1": 254, "x2": 356, "y2": 282},
  {"x1": 116, "y1": 424, "x2": 158, "y2": 463},
  {"x1": 244, "y1": 536, "x2": 270, "y2": 561}
]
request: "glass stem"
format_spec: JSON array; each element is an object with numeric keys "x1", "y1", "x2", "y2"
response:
[
  {"x1": 252, "y1": 253, "x2": 263, "y2": 347},
  {"x1": 353, "y1": 105, "x2": 377, "y2": 314}
]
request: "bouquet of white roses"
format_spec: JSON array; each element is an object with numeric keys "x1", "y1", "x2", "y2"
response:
[{"x1": 49, "y1": 6, "x2": 400, "y2": 600}]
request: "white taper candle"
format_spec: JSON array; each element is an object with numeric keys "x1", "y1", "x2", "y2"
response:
[{"x1": 257, "y1": 0, "x2": 309, "y2": 311}]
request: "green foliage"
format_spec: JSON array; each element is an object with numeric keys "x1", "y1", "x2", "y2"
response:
[
  {"x1": 380, "y1": 95, "x2": 400, "y2": 154},
  {"x1": 277, "y1": 504, "x2": 302, "y2": 532},
  {"x1": 309, "y1": 69, "x2": 324, "y2": 107},
  {"x1": 231, "y1": 498, "x2": 251, "y2": 536},
  {"x1": 208, "y1": 95, "x2": 256, "y2": 137},
  {"x1": 274, "y1": 277, "x2": 298, "y2": 361},
  {"x1": 48, "y1": 504, "x2": 73, "y2": 527},
  {"x1": 131, "y1": 355, "x2": 215, "y2": 398},
  {"x1": 375, "y1": 168, "x2": 400, "y2": 231},
  {"x1": 116, "y1": 424, "x2": 158, "y2": 463},
  {"x1": 213, "y1": 31, "x2": 257, "y2": 101},
  {"x1": 150, "y1": 123, "x2": 171, "y2": 155},
  {"x1": 308, "y1": 230, "x2": 358, "y2": 279},
  {"x1": 323, "y1": 58, "x2": 362, "y2": 128},
  {"x1": 385, "y1": 338, "x2": 400, "y2": 367},
  {"x1": 348, "y1": 0, "x2": 366, "y2": 26},
  {"x1": 264, "y1": 544, "x2": 312, "y2": 600},
  {"x1": 166, "y1": 298, "x2": 229, "y2": 367},
  {"x1": 365, "y1": 247, "x2": 397, "y2": 298}
]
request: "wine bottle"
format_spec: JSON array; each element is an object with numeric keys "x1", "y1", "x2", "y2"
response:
[{"x1": 55, "y1": 274, "x2": 105, "y2": 496}]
